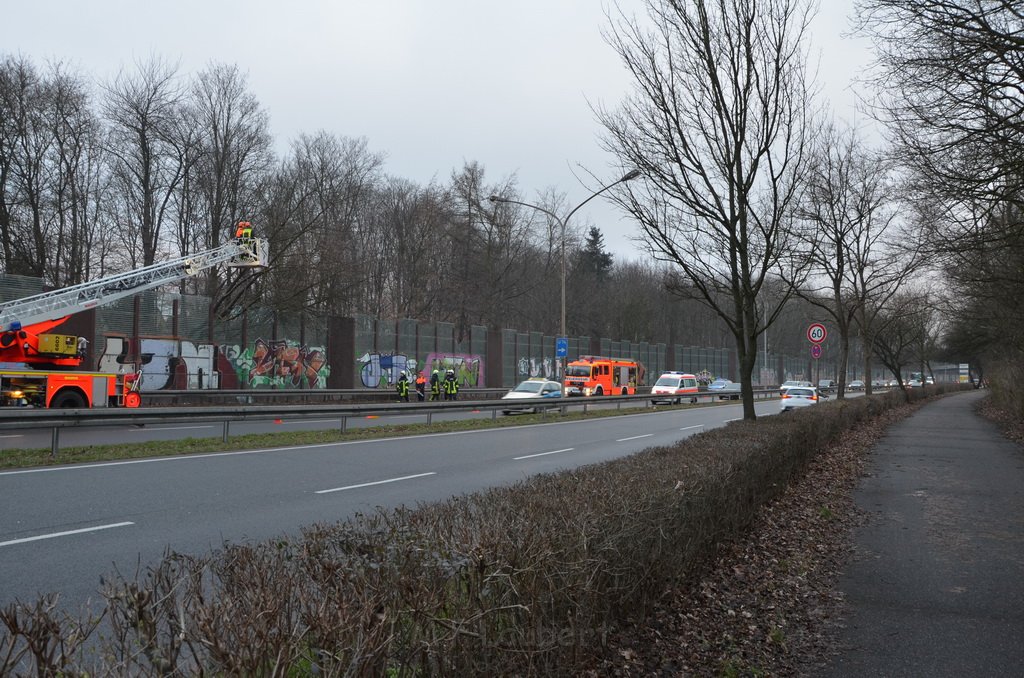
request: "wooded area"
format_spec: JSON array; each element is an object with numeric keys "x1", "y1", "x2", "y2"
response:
[{"x1": 0, "y1": 56, "x2": 748, "y2": 349}]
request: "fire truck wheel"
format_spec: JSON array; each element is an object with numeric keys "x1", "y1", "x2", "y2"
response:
[
  {"x1": 594, "y1": 386, "x2": 603, "y2": 396},
  {"x1": 51, "y1": 390, "x2": 86, "y2": 409},
  {"x1": 124, "y1": 392, "x2": 142, "y2": 408}
]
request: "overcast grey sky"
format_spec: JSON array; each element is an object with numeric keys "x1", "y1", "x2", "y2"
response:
[{"x1": 9, "y1": 0, "x2": 874, "y2": 260}]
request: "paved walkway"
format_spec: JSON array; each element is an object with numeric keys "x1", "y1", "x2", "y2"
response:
[{"x1": 823, "y1": 389, "x2": 1024, "y2": 676}]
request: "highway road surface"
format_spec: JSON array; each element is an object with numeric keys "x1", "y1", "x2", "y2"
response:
[{"x1": 0, "y1": 399, "x2": 783, "y2": 616}]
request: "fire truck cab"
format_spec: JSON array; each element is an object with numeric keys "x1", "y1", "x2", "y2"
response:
[{"x1": 563, "y1": 355, "x2": 643, "y2": 396}]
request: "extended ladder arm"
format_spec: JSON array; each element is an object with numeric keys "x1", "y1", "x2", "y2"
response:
[{"x1": 0, "y1": 239, "x2": 267, "y2": 332}]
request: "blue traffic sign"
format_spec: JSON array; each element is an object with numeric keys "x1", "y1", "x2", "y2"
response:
[{"x1": 556, "y1": 336, "x2": 568, "y2": 357}]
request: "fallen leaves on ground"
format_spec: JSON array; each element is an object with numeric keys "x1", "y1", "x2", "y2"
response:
[{"x1": 585, "y1": 404, "x2": 924, "y2": 677}]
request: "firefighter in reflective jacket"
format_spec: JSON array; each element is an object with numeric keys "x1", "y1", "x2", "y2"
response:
[
  {"x1": 415, "y1": 372, "x2": 427, "y2": 401},
  {"x1": 396, "y1": 371, "x2": 410, "y2": 402},
  {"x1": 429, "y1": 369, "x2": 441, "y2": 401},
  {"x1": 235, "y1": 221, "x2": 253, "y2": 240},
  {"x1": 443, "y1": 368, "x2": 459, "y2": 401}
]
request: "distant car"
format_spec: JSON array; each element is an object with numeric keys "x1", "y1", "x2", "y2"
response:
[
  {"x1": 780, "y1": 386, "x2": 820, "y2": 412},
  {"x1": 907, "y1": 379, "x2": 923, "y2": 387},
  {"x1": 501, "y1": 378, "x2": 563, "y2": 414},
  {"x1": 780, "y1": 380, "x2": 813, "y2": 393},
  {"x1": 818, "y1": 379, "x2": 836, "y2": 392},
  {"x1": 925, "y1": 377, "x2": 934, "y2": 385},
  {"x1": 707, "y1": 378, "x2": 741, "y2": 400},
  {"x1": 651, "y1": 371, "x2": 700, "y2": 404},
  {"x1": 848, "y1": 380, "x2": 865, "y2": 390}
]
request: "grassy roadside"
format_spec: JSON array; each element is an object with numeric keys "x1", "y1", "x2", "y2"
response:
[{"x1": 0, "y1": 400, "x2": 723, "y2": 470}]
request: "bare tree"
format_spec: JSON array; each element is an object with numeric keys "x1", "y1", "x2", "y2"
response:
[
  {"x1": 0, "y1": 55, "x2": 52, "y2": 277},
  {"x1": 870, "y1": 290, "x2": 936, "y2": 397},
  {"x1": 486, "y1": 187, "x2": 579, "y2": 335},
  {"x1": 375, "y1": 178, "x2": 453, "y2": 319},
  {"x1": 263, "y1": 132, "x2": 384, "y2": 316},
  {"x1": 446, "y1": 163, "x2": 541, "y2": 339},
  {"x1": 0, "y1": 57, "x2": 15, "y2": 274},
  {"x1": 101, "y1": 57, "x2": 188, "y2": 267},
  {"x1": 794, "y1": 124, "x2": 924, "y2": 396},
  {"x1": 185, "y1": 63, "x2": 274, "y2": 314},
  {"x1": 856, "y1": 0, "x2": 1024, "y2": 397},
  {"x1": 599, "y1": 0, "x2": 816, "y2": 418},
  {"x1": 856, "y1": 0, "x2": 1024, "y2": 210},
  {"x1": 45, "y1": 62, "x2": 108, "y2": 287}
]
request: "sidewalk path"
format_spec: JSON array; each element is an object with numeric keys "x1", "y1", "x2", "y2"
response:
[{"x1": 823, "y1": 389, "x2": 1024, "y2": 676}]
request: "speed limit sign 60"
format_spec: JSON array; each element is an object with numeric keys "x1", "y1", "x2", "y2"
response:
[{"x1": 807, "y1": 323, "x2": 827, "y2": 343}]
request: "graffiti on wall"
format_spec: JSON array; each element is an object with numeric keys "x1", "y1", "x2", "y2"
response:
[
  {"x1": 426, "y1": 353, "x2": 482, "y2": 387},
  {"x1": 98, "y1": 337, "x2": 219, "y2": 391},
  {"x1": 97, "y1": 336, "x2": 330, "y2": 390},
  {"x1": 517, "y1": 356, "x2": 556, "y2": 380},
  {"x1": 356, "y1": 352, "x2": 483, "y2": 388},
  {"x1": 228, "y1": 338, "x2": 330, "y2": 388},
  {"x1": 358, "y1": 353, "x2": 418, "y2": 388}
]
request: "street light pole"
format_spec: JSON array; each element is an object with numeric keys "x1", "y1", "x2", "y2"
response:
[{"x1": 488, "y1": 169, "x2": 641, "y2": 346}]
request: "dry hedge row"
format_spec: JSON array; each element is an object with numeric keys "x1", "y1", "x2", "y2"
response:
[{"x1": 1, "y1": 387, "x2": 945, "y2": 676}]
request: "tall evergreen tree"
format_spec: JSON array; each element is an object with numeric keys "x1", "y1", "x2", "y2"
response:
[{"x1": 578, "y1": 227, "x2": 613, "y2": 280}]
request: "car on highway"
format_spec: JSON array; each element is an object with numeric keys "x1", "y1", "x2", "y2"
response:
[
  {"x1": 780, "y1": 380, "x2": 812, "y2": 393},
  {"x1": 707, "y1": 378, "x2": 741, "y2": 400},
  {"x1": 818, "y1": 379, "x2": 837, "y2": 392},
  {"x1": 650, "y1": 371, "x2": 700, "y2": 404},
  {"x1": 780, "y1": 386, "x2": 820, "y2": 412},
  {"x1": 501, "y1": 378, "x2": 563, "y2": 414},
  {"x1": 848, "y1": 380, "x2": 865, "y2": 390}
]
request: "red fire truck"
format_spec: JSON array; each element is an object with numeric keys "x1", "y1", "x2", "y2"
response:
[
  {"x1": 0, "y1": 227, "x2": 266, "y2": 408},
  {"x1": 563, "y1": 355, "x2": 644, "y2": 396}
]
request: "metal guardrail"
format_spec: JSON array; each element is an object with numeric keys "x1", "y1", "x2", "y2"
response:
[
  {"x1": 0, "y1": 388, "x2": 783, "y2": 457},
  {"x1": 139, "y1": 387, "x2": 511, "y2": 405}
]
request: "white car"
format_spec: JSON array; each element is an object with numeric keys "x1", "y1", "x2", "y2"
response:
[
  {"x1": 780, "y1": 380, "x2": 812, "y2": 393},
  {"x1": 501, "y1": 379, "x2": 563, "y2": 414},
  {"x1": 780, "y1": 386, "x2": 821, "y2": 412}
]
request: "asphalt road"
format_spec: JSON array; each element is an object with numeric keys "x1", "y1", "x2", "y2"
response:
[{"x1": 0, "y1": 398, "x2": 782, "y2": 616}]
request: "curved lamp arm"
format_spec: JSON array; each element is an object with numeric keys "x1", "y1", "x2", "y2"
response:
[{"x1": 486, "y1": 168, "x2": 642, "y2": 345}]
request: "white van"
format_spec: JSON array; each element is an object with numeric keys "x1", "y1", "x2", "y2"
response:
[{"x1": 651, "y1": 371, "x2": 700, "y2": 404}]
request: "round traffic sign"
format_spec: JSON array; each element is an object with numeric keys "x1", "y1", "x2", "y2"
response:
[
  {"x1": 807, "y1": 323, "x2": 827, "y2": 343},
  {"x1": 811, "y1": 343, "x2": 822, "y2": 359}
]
